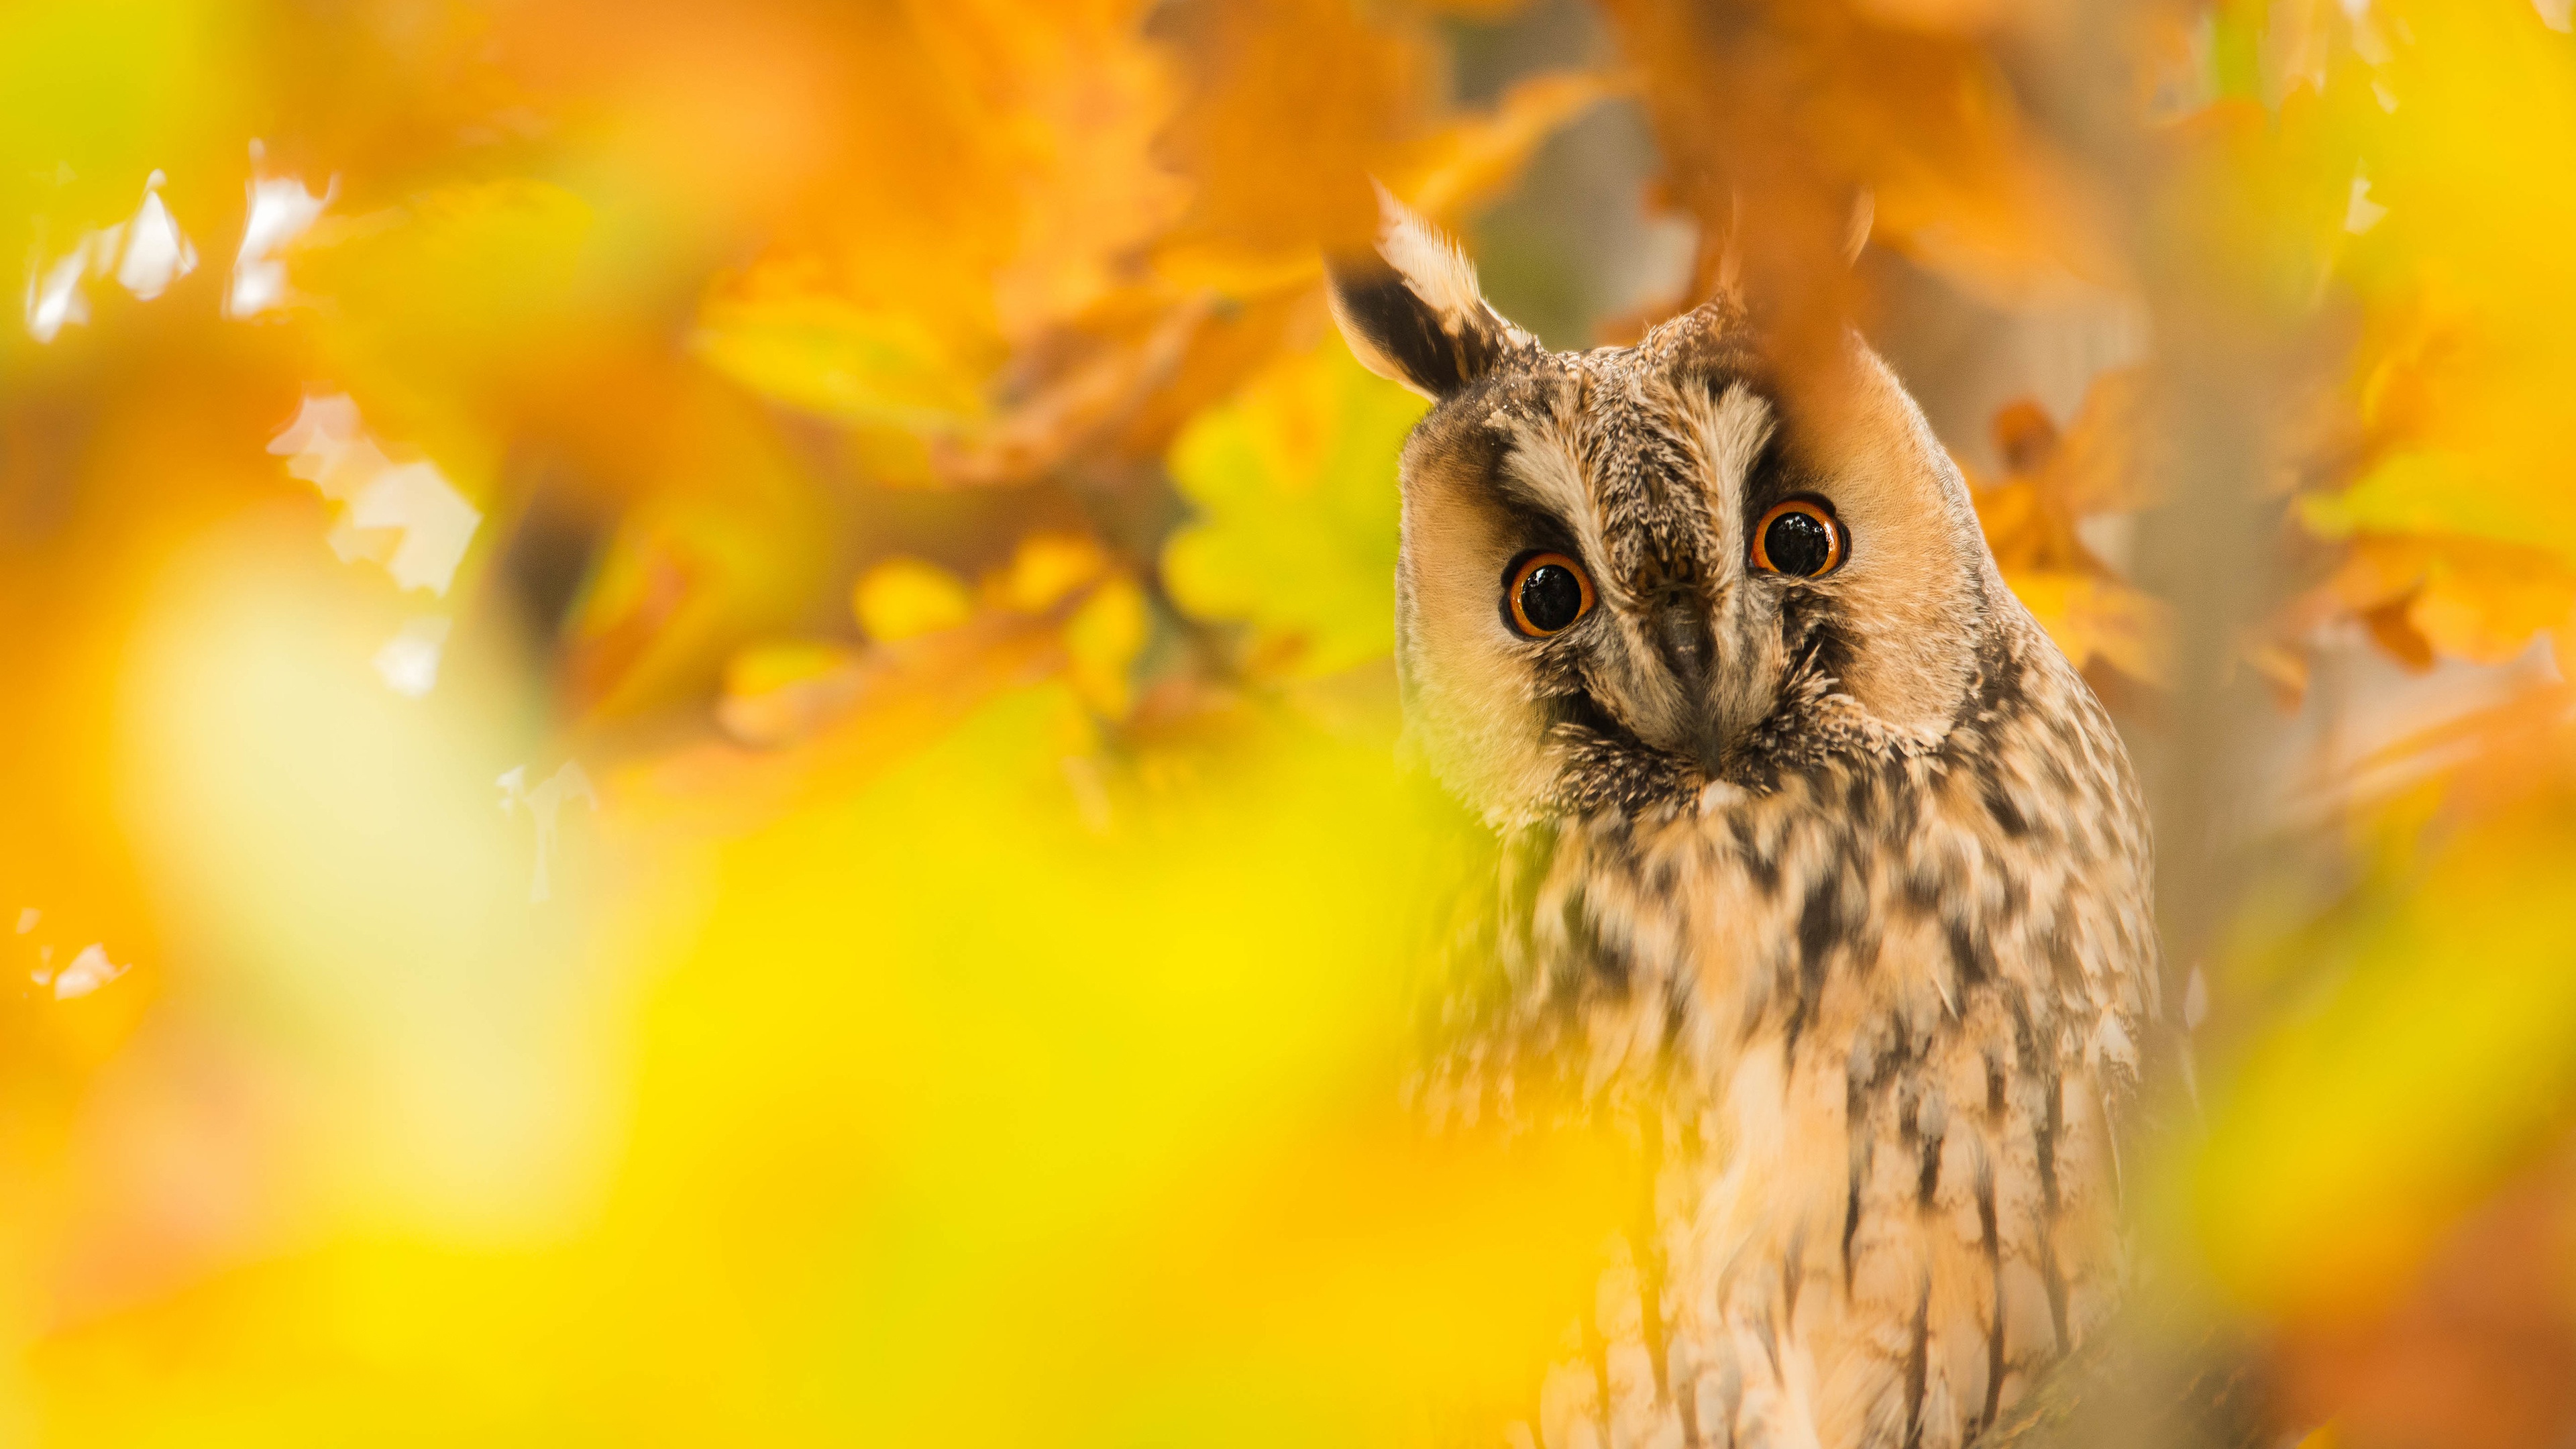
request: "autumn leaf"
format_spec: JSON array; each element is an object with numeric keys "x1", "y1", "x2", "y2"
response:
[
  {"x1": 557, "y1": 385, "x2": 839, "y2": 718},
  {"x1": 683, "y1": 0, "x2": 1607, "y2": 493},
  {"x1": 715, "y1": 529, "x2": 1150, "y2": 762},
  {"x1": 24, "y1": 2, "x2": 2576, "y2": 1444},
  {"x1": 2301, "y1": 453, "x2": 2549, "y2": 557},
  {"x1": 1963, "y1": 372, "x2": 2167, "y2": 685},
  {"x1": 716, "y1": 638, "x2": 867, "y2": 749},
  {"x1": 1596, "y1": 0, "x2": 2125, "y2": 324},
  {"x1": 297, "y1": 178, "x2": 602, "y2": 453},
  {"x1": 684, "y1": 2, "x2": 1179, "y2": 485},
  {"x1": 1994, "y1": 569, "x2": 2172, "y2": 686},
  {"x1": 1163, "y1": 330, "x2": 1424, "y2": 678},
  {"x1": 2196, "y1": 769, "x2": 2576, "y2": 1322},
  {"x1": 855, "y1": 557, "x2": 977, "y2": 643},
  {"x1": 1152, "y1": 0, "x2": 1438, "y2": 274},
  {"x1": 2279, "y1": 1, "x2": 2576, "y2": 677},
  {"x1": 2313, "y1": 533, "x2": 2576, "y2": 669},
  {"x1": 694, "y1": 287, "x2": 997, "y2": 437}
]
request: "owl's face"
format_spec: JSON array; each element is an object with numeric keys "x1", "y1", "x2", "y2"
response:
[{"x1": 1330, "y1": 207, "x2": 2004, "y2": 824}]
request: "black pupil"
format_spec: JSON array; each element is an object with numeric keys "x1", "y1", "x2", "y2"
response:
[
  {"x1": 1764, "y1": 510, "x2": 1835, "y2": 576},
  {"x1": 1518, "y1": 564, "x2": 1584, "y2": 633}
]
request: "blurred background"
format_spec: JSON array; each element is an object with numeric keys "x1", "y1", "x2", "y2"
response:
[{"x1": 3, "y1": 0, "x2": 2573, "y2": 1444}]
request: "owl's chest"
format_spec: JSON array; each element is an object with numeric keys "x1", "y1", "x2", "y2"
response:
[
  {"x1": 1598, "y1": 729, "x2": 2138, "y2": 1026},
  {"x1": 1469, "y1": 764, "x2": 2147, "y2": 1448},
  {"x1": 1521, "y1": 765, "x2": 2060, "y2": 1077}
]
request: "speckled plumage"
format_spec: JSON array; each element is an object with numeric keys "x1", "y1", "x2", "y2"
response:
[{"x1": 1331, "y1": 205, "x2": 2159, "y2": 1449}]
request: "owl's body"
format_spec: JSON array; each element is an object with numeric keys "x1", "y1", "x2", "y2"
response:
[{"x1": 1330, "y1": 208, "x2": 2157, "y2": 1449}]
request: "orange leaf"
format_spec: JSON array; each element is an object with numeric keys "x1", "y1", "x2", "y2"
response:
[{"x1": 2000, "y1": 568, "x2": 2172, "y2": 686}]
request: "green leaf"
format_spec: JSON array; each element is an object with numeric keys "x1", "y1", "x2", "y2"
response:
[{"x1": 1161, "y1": 331, "x2": 1424, "y2": 676}]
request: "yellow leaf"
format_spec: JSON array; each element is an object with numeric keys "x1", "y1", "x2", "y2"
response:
[
  {"x1": 1968, "y1": 474, "x2": 2047, "y2": 570},
  {"x1": 723, "y1": 637, "x2": 857, "y2": 698},
  {"x1": 694, "y1": 288, "x2": 995, "y2": 434},
  {"x1": 2196, "y1": 784, "x2": 2576, "y2": 1321},
  {"x1": 1163, "y1": 333, "x2": 1425, "y2": 678},
  {"x1": 2409, "y1": 548, "x2": 2576, "y2": 664},
  {"x1": 998, "y1": 531, "x2": 1111, "y2": 613},
  {"x1": 855, "y1": 557, "x2": 975, "y2": 643},
  {"x1": 2000, "y1": 568, "x2": 2172, "y2": 685},
  {"x1": 557, "y1": 388, "x2": 839, "y2": 719},
  {"x1": 717, "y1": 639, "x2": 865, "y2": 748},
  {"x1": 299, "y1": 178, "x2": 598, "y2": 427},
  {"x1": 1066, "y1": 574, "x2": 1150, "y2": 717},
  {"x1": 2300, "y1": 451, "x2": 2546, "y2": 555}
]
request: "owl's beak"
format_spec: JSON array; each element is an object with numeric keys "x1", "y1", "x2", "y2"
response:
[
  {"x1": 1657, "y1": 602, "x2": 1711, "y2": 695},
  {"x1": 1653, "y1": 596, "x2": 1735, "y2": 773}
]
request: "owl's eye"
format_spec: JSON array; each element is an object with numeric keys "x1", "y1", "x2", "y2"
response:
[
  {"x1": 1752, "y1": 498, "x2": 1845, "y2": 578},
  {"x1": 1505, "y1": 551, "x2": 1595, "y2": 637}
]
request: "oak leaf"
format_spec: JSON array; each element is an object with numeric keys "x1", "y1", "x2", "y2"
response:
[{"x1": 1163, "y1": 332, "x2": 1424, "y2": 679}]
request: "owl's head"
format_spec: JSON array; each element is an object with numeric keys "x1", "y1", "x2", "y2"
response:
[{"x1": 1328, "y1": 201, "x2": 2008, "y2": 825}]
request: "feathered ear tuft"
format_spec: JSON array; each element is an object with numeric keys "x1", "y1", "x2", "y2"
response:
[{"x1": 1325, "y1": 187, "x2": 1527, "y2": 400}]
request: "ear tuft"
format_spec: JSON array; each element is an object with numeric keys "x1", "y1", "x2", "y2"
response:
[
  {"x1": 1326, "y1": 188, "x2": 1525, "y2": 400},
  {"x1": 1841, "y1": 186, "x2": 1874, "y2": 264}
]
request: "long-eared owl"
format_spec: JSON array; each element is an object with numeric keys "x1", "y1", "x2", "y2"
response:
[{"x1": 1328, "y1": 201, "x2": 2160, "y2": 1449}]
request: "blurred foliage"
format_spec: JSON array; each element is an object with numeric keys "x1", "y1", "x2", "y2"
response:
[
  {"x1": 1164, "y1": 335, "x2": 1422, "y2": 677},
  {"x1": 5, "y1": 1, "x2": 2576, "y2": 1446}
]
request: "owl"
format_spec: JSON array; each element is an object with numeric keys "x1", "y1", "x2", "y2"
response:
[{"x1": 1327, "y1": 203, "x2": 2159, "y2": 1449}]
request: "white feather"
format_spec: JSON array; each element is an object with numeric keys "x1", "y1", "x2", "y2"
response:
[{"x1": 1373, "y1": 184, "x2": 1491, "y2": 328}]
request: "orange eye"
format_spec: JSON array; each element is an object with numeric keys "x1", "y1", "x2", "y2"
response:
[
  {"x1": 1752, "y1": 498, "x2": 1845, "y2": 578},
  {"x1": 1505, "y1": 551, "x2": 1594, "y2": 637}
]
